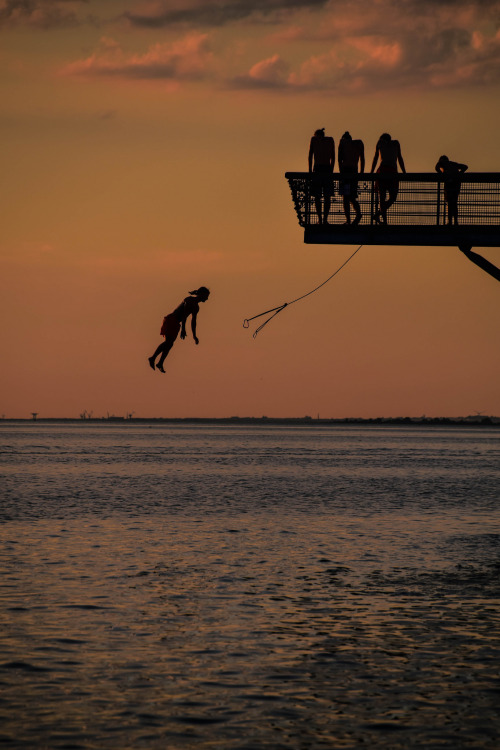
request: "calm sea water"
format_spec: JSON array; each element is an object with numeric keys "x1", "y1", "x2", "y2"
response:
[{"x1": 1, "y1": 422, "x2": 499, "y2": 749}]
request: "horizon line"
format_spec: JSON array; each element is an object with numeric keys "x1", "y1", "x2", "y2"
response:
[{"x1": 1, "y1": 415, "x2": 499, "y2": 425}]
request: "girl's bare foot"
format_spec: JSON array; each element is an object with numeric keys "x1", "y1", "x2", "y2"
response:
[
  {"x1": 156, "y1": 364, "x2": 165, "y2": 373},
  {"x1": 148, "y1": 357, "x2": 155, "y2": 370}
]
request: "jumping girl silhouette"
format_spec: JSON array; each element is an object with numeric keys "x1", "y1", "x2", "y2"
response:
[{"x1": 148, "y1": 287, "x2": 210, "y2": 373}]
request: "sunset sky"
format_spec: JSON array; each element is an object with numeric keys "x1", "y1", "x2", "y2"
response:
[{"x1": 1, "y1": 0, "x2": 499, "y2": 419}]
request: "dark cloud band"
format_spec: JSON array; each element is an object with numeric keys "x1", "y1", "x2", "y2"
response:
[
  {"x1": 0, "y1": 0, "x2": 89, "y2": 29},
  {"x1": 124, "y1": 0, "x2": 328, "y2": 29}
]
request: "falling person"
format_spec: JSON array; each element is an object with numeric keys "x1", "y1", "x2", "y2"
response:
[{"x1": 148, "y1": 287, "x2": 210, "y2": 373}]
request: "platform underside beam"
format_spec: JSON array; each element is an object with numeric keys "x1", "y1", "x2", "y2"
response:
[{"x1": 304, "y1": 225, "x2": 500, "y2": 247}]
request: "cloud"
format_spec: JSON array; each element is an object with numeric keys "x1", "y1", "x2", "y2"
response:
[
  {"x1": 232, "y1": 53, "x2": 290, "y2": 88},
  {"x1": 61, "y1": 32, "x2": 214, "y2": 81},
  {"x1": 53, "y1": 0, "x2": 500, "y2": 93},
  {"x1": 229, "y1": 0, "x2": 500, "y2": 92},
  {"x1": 426, "y1": 28, "x2": 500, "y2": 86},
  {"x1": 0, "y1": 0, "x2": 89, "y2": 29},
  {"x1": 123, "y1": 0, "x2": 329, "y2": 29}
]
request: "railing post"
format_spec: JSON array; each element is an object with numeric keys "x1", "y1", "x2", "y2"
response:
[
  {"x1": 305, "y1": 175, "x2": 311, "y2": 226},
  {"x1": 370, "y1": 176, "x2": 375, "y2": 226},
  {"x1": 436, "y1": 179, "x2": 441, "y2": 226}
]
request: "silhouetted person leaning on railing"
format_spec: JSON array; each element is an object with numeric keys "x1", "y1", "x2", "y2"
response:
[
  {"x1": 148, "y1": 287, "x2": 210, "y2": 373},
  {"x1": 338, "y1": 131, "x2": 365, "y2": 225},
  {"x1": 308, "y1": 128, "x2": 335, "y2": 224},
  {"x1": 371, "y1": 133, "x2": 406, "y2": 224},
  {"x1": 435, "y1": 155, "x2": 468, "y2": 226}
]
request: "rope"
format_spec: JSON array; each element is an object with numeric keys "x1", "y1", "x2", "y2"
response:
[{"x1": 243, "y1": 245, "x2": 363, "y2": 337}]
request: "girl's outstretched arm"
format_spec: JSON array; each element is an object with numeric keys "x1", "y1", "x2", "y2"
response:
[{"x1": 191, "y1": 311, "x2": 199, "y2": 345}]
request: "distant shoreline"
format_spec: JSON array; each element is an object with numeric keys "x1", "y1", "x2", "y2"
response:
[{"x1": 2, "y1": 416, "x2": 499, "y2": 427}]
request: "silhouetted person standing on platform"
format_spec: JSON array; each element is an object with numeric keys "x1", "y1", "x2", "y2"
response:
[
  {"x1": 148, "y1": 287, "x2": 210, "y2": 373},
  {"x1": 371, "y1": 133, "x2": 406, "y2": 224},
  {"x1": 308, "y1": 128, "x2": 335, "y2": 224},
  {"x1": 435, "y1": 155, "x2": 468, "y2": 226},
  {"x1": 338, "y1": 132, "x2": 365, "y2": 225}
]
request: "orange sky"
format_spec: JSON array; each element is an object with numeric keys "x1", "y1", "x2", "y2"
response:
[{"x1": 1, "y1": 0, "x2": 499, "y2": 418}]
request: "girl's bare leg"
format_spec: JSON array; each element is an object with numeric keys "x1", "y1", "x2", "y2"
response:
[
  {"x1": 156, "y1": 340, "x2": 174, "y2": 372},
  {"x1": 149, "y1": 339, "x2": 174, "y2": 372}
]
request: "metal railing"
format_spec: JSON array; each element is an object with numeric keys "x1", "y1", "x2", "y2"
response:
[{"x1": 285, "y1": 172, "x2": 500, "y2": 229}]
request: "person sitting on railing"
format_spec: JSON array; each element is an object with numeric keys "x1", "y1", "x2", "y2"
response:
[
  {"x1": 338, "y1": 131, "x2": 365, "y2": 226},
  {"x1": 370, "y1": 133, "x2": 406, "y2": 224},
  {"x1": 308, "y1": 128, "x2": 335, "y2": 225},
  {"x1": 435, "y1": 155, "x2": 468, "y2": 226}
]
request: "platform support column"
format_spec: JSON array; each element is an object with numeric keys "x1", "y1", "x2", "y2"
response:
[{"x1": 459, "y1": 245, "x2": 500, "y2": 283}]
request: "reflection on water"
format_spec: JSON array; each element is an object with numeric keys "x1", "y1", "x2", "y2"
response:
[{"x1": 0, "y1": 424, "x2": 499, "y2": 748}]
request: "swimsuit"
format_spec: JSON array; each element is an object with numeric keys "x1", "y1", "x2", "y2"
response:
[
  {"x1": 376, "y1": 163, "x2": 398, "y2": 193},
  {"x1": 339, "y1": 166, "x2": 359, "y2": 198},
  {"x1": 312, "y1": 165, "x2": 334, "y2": 197},
  {"x1": 160, "y1": 313, "x2": 181, "y2": 339},
  {"x1": 160, "y1": 297, "x2": 199, "y2": 339}
]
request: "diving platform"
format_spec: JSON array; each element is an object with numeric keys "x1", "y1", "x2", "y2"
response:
[{"x1": 285, "y1": 172, "x2": 500, "y2": 247}]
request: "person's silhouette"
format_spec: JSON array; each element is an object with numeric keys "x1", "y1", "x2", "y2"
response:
[
  {"x1": 338, "y1": 132, "x2": 365, "y2": 225},
  {"x1": 308, "y1": 128, "x2": 335, "y2": 224},
  {"x1": 148, "y1": 287, "x2": 210, "y2": 373},
  {"x1": 435, "y1": 155, "x2": 468, "y2": 226},
  {"x1": 370, "y1": 133, "x2": 406, "y2": 224}
]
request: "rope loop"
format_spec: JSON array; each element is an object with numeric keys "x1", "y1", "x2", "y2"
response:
[{"x1": 243, "y1": 245, "x2": 362, "y2": 337}]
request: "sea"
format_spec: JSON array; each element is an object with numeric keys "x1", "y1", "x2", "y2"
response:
[{"x1": 1, "y1": 422, "x2": 499, "y2": 749}]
